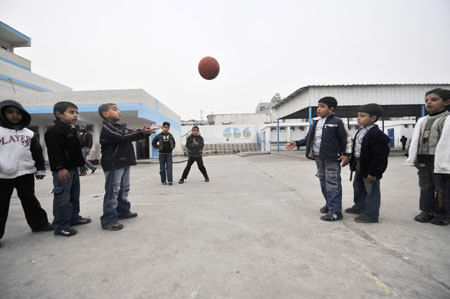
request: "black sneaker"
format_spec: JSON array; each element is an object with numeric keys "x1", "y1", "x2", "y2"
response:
[
  {"x1": 102, "y1": 223, "x2": 124, "y2": 231},
  {"x1": 414, "y1": 212, "x2": 434, "y2": 223},
  {"x1": 71, "y1": 217, "x2": 91, "y2": 226},
  {"x1": 91, "y1": 168, "x2": 97, "y2": 174},
  {"x1": 162, "y1": 182, "x2": 167, "y2": 185},
  {"x1": 345, "y1": 207, "x2": 361, "y2": 214},
  {"x1": 119, "y1": 212, "x2": 138, "y2": 219},
  {"x1": 319, "y1": 205, "x2": 329, "y2": 214},
  {"x1": 320, "y1": 211, "x2": 343, "y2": 221},
  {"x1": 54, "y1": 228, "x2": 77, "y2": 237},
  {"x1": 430, "y1": 216, "x2": 449, "y2": 226},
  {"x1": 205, "y1": 178, "x2": 210, "y2": 182},
  {"x1": 168, "y1": 182, "x2": 173, "y2": 185},
  {"x1": 179, "y1": 179, "x2": 184, "y2": 184},
  {"x1": 32, "y1": 222, "x2": 53, "y2": 232},
  {"x1": 354, "y1": 215, "x2": 378, "y2": 223}
]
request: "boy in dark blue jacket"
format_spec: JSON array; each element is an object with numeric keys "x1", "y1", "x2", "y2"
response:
[
  {"x1": 344, "y1": 103, "x2": 390, "y2": 223},
  {"x1": 98, "y1": 103, "x2": 159, "y2": 231},
  {"x1": 287, "y1": 97, "x2": 352, "y2": 221}
]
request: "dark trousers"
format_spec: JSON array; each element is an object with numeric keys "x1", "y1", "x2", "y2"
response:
[
  {"x1": 182, "y1": 156, "x2": 208, "y2": 180},
  {"x1": 159, "y1": 153, "x2": 173, "y2": 183},
  {"x1": 417, "y1": 155, "x2": 450, "y2": 217},
  {"x1": 0, "y1": 174, "x2": 49, "y2": 239},
  {"x1": 352, "y1": 170, "x2": 381, "y2": 221}
]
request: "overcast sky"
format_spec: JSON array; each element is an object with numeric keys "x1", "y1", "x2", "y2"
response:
[{"x1": 1, "y1": 0, "x2": 450, "y2": 120}]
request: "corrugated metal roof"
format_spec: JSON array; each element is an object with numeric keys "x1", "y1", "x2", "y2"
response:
[{"x1": 274, "y1": 83, "x2": 450, "y2": 108}]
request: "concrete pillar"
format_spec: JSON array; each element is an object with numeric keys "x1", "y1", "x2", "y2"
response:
[
  {"x1": 286, "y1": 126, "x2": 291, "y2": 142},
  {"x1": 276, "y1": 119, "x2": 280, "y2": 152}
]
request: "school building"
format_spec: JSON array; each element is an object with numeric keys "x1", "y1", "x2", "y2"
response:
[
  {"x1": 0, "y1": 21, "x2": 182, "y2": 160},
  {"x1": 266, "y1": 84, "x2": 450, "y2": 151}
]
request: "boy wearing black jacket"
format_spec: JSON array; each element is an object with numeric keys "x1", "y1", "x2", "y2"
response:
[
  {"x1": 179, "y1": 126, "x2": 209, "y2": 184},
  {"x1": 152, "y1": 122, "x2": 176, "y2": 185},
  {"x1": 45, "y1": 102, "x2": 91, "y2": 237},
  {"x1": 98, "y1": 103, "x2": 159, "y2": 231},
  {"x1": 0, "y1": 100, "x2": 52, "y2": 248},
  {"x1": 344, "y1": 103, "x2": 390, "y2": 223}
]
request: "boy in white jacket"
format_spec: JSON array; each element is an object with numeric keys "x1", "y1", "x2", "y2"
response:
[
  {"x1": 405, "y1": 88, "x2": 450, "y2": 226},
  {"x1": 0, "y1": 100, "x2": 52, "y2": 248}
]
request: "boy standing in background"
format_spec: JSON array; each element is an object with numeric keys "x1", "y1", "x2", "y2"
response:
[
  {"x1": 152, "y1": 122, "x2": 176, "y2": 185},
  {"x1": 179, "y1": 126, "x2": 209, "y2": 184}
]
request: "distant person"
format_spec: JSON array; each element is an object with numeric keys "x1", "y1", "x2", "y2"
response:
[
  {"x1": 45, "y1": 102, "x2": 91, "y2": 237},
  {"x1": 152, "y1": 122, "x2": 176, "y2": 185},
  {"x1": 78, "y1": 123, "x2": 97, "y2": 174},
  {"x1": 405, "y1": 88, "x2": 450, "y2": 226},
  {"x1": 286, "y1": 96, "x2": 352, "y2": 221},
  {"x1": 343, "y1": 104, "x2": 390, "y2": 223},
  {"x1": 179, "y1": 126, "x2": 209, "y2": 184},
  {"x1": 400, "y1": 135, "x2": 407, "y2": 150},
  {"x1": 98, "y1": 103, "x2": 159, "y2": 231},
  {"x1": 0, "y1": 100, "x2": 53, "y2": 248}
]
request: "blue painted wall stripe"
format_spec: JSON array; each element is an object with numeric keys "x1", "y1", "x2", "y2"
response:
[
  {"x1": 25, "y1": 102, "x2": 181, "y2": 129},
  {"x1": 0, "y1": 56, "x2": 31, "y2": 71},
  {"x1": 0, "y1": 74, "x2": 52, "y2": 92}
]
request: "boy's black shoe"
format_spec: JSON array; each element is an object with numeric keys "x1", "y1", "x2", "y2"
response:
[
  {"x1": 162, "y1": 182, "x2": 167, "y2": 185},
  {"x1": 205, "y1": 178, "x2": 209, "y2": 182},
  {"x1": 354, "y1": 215, "x2": 378, "y2": 223},
  {"x1": 179, "y1": 179, "x2": 184, "y2": 184},
  {"x1": 414, "y1": 212, "x2": 434, "y2": 223},
  {"x1": 168, "y1": 182, "x2": 173, "y2": 185},
  {"x1": 102, "y1": 223, "x2": 124, "y2": 231},
  {"x1": 32, "y1": 222, "x2": 53, "y2": 232},
  {"x1": 119, "y1": 212, "x2": 138, "y2": 219},
  {"x1": 320, "y1": 211, "x2": 343, "y2": 221},
  {"x1": 320, "y1": 205, "x2": 329, "y2": 214},
  {"x1": 71, "y1": 217, "x2": 91, "y2": 226},
  {"x1": 91, "y1": 168, "x2": 97, "y2": 174},
  {"x1": 54, "y1": 228, "x2": 77, "y2": 237},
  {"x1": 430, "y1": 216, "x2": 449, "y2": 226},
  {"x1": 345, "y1": 207, "x2": 361, "y2": 214}
]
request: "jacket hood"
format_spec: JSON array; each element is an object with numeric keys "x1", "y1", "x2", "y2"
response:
[{"x1": 0, "y1": 99, "x2": 31, "y2": 129}]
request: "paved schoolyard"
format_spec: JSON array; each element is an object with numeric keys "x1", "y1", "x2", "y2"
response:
[{"x1": 0, "y1": 155, "x2": 449, "y2": 298}]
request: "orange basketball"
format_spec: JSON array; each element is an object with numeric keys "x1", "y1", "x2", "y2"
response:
[{"x1": 198, "y1": 56, "x2": 220, "y2": 80}]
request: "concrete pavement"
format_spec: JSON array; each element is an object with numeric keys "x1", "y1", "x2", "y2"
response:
[{"x1": 0, "y1": 155, "x2": 449, "y2": 298}]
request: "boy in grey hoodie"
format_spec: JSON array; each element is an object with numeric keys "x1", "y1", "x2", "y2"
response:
[{"x1": 0, "y1": 100, "x2": 52, "y2": 248}]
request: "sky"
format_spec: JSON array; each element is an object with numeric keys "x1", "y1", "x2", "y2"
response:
[{"x1": 1, "y1": 0, "x2": 450, "y2": 120}]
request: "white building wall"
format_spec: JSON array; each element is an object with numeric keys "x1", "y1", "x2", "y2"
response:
[
  {"x1": 182, "y1": 124, "x2": 260, "y2": 145},
  {"x1": 0, "y1": 60, "x2": 72, "y2": 93},
  {"x1": 208, "y1": 113, "x2": 272, "y2": 124}
]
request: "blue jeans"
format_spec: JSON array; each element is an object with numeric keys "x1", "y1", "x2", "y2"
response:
[
  {"x1": 101, "y1": 167, "x2": 131, "y2": 227},
  {"x1": 353, "y1": 170, "x2": 381, "y2": 221},
  {"x1": 315, "y1": 158, "x2": 342, "y2": 212},
  {"x1": 82, "y1": 148, "x2": 97, "y2": 171},
  {"x1": 52, "y1": 169, "x2": 81, "y2": 232},
  {"x1": 159, "y1": 153, "x2": 173, "y2": 183}
]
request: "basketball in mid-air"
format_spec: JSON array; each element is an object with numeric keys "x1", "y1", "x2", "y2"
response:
[{"x1": 198, "y1": 56, "x2": 220, "y2": 80}]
